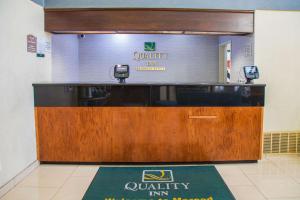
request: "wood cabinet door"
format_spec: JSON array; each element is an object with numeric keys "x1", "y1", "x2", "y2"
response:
[
  {"x1": 186, "y1": 107, "x2": 263, "y2": 161},
  {"x1": 36, "y1": 107, "x2": 109, "y2": 162},
  {"x1": 104, "y1": 107, "x2": 190, "y2": 162},
  {"x1": 36, "y1": 107, "x2": 190, "y2": 162}
]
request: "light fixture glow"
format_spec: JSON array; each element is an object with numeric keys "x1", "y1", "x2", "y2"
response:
[{"x1": 112, "y1": 34, "x2": 129, "y2": 42}]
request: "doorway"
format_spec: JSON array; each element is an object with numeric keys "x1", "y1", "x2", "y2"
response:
[{"x1": 219, "y1": 41, "x2": 232, "y2": 83}]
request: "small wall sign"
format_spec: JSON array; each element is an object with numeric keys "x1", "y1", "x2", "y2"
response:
[
  {"x1": 134, "y1": 42, "x2": 168, "y2": 71},
  {"x1": 36, "y1": 53, "x2": 45, "y2": 58},
  {"x1": 27, "y1": 34, "x2": 37, "y2": 53}
]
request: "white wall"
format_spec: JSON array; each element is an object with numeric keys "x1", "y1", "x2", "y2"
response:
[
  {"x1": 51, "y1": 34, "x2": 220, "y2": 83},
  {"x1": 52, "y1": 34, "x2": 256, "y2": 84},
  {"x1": 255, "y1": 10, "x2": 300, "y2": 132},
  {"x1": 0, "y1": 0, "x2": 51, "y2": 188},
  {"x1": 52, "y1": 34, "x2": 79, "y2": 82},
  {"x1": 78, "y1": 34, "x2": 219, "y2": 83},
  {"x1": 219, "y1": 35, "x2": 254, "y2": 83}
]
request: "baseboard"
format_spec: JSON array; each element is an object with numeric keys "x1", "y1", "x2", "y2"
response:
[{"x1": 0, "y1": 160, "x2": 39, "y2": 198}]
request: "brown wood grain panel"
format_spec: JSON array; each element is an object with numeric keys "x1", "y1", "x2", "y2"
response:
[
  {"x1": 35, "y1": 107, "x2": 263, "y2": 162},
  {"x1": 44, "y1": 9, "x2": 254, "y2": 34},
  {"x1": 186, "y1": 107, "x2": 263, "y2": 161},
  {"x1": 259, "y1": 108, "x2": 264, "y2": 159},
  {"x1": 34, "y1": 108, "x2": 41, "y2": 160}
]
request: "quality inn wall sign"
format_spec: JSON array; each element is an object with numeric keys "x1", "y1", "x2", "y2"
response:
[{"x1": 133, "y1": 42, "x2": 168, "y2": 71}]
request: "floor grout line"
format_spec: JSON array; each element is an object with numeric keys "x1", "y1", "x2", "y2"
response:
[
  {"x1": 268, "y1": 158, "x2": 300, "y2": 185},
  {"x1": 238, "y1": 160, "x2": 269, "y2": 200},
  {"x1": 243, "y1": 156, "x2": 300, "y2": 200},
  {"x1": 49, "y1": 165, "x2": 79, "y2": 200},
  {"x1": 0, "y1": 161, "x2": 40, "y2": 199}
]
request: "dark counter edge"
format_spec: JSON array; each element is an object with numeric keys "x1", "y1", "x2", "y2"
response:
[
  {"x1": 33, "y1": 83, "x2": 265, "y2": 107},
  {"x1": 40, "y1": 160, "x2": 257, "y2": 165},
  {"x1": 33, "y1": 83, "x2": 266, "y2": 86}
]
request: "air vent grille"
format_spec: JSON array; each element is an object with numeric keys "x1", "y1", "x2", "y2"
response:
[{"x1": 263, "y1": 132, "x2": 300, "y2": 154}]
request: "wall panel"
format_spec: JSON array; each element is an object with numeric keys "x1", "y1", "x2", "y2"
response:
[
  {"x1": 255, "y1": 10, "x2": 300, "y2": 132},
  {"x1": 78, "y1": 34, "x2": 219, "y2": 83},
  {"x1": 0, "y1": 0, "x2": 51, "y2": 189}
]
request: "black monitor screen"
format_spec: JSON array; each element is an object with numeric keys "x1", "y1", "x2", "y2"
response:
[{"x1": 244, "y1": 66, "x2": 259, "y2": 79}]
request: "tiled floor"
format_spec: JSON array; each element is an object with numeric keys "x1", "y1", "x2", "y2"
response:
[{"x1": 1, "y1": 154, "x2": 300, "y2": 200}]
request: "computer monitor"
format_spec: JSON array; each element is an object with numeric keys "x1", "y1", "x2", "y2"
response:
[
  {"x1": 114, "y1": 64, "x2": 129, "y2": 83},
  {"x1": 243, "y1": 66, "x2": 259, "y2": 84}
]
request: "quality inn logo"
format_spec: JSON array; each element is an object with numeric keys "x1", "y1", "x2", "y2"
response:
[
  {"x1": 142, "y1": 170, "x2": 174, "y2": 182},
  {"x1": 124, "y1": 169, "x2": 190, "y2": 197},
  {"x1": 144, "y1": 42, "x2": 156, "y2": 51}
]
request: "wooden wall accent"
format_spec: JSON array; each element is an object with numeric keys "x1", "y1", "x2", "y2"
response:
[
  {"x1": 44, "y1": 9, "x2": 254, "y2": 34},
  {"x1": 35, "y1": 107, "x2": 263, "y2": 162}
]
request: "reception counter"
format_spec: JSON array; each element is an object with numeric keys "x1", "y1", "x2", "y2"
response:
[{"x1": 33, "y1": 83, "x2": 265, "y2": 163}]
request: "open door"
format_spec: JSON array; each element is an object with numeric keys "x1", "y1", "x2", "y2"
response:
[{"x1": 219, "y1": 41, "x2": 232, "y2": 83}]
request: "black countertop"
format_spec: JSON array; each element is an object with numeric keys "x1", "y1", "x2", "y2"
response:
[
  {"x1": 33, "y1": 82, "x2": 266, "y2": 86},
  {"x1": 33, "y1": 83, "x2": 265, "y2": 107}
]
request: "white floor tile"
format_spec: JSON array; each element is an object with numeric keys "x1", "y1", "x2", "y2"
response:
[
  {"x1": 17, "y1": 165, "x2": 78, "y2": 188},
  {"x1": 270, "y1": 158, "x2": 300, "y2": 184},
  {"x1": 221, "y1": 173, "x2": 253, "y2": 186},
  {"x1": 216, "y1": 165, "x2": 244, "y2": 175},
  {"x1": 216, "y1": 164, "x2": 253, "y2": 186},
  {"x1": 52, "y1": 176, "x2": 94, "y2": 200},
  {"x1": 229, "y1": 185, "x2": 266, "y2": 200},
  {"x1": 294, "y1": 177, "x2": 300, "y2": 184},
  {"x1": 268, "y1": 198, "x2": 300, "y2": 200},
  {"x1": 72, "y1": 165, "x2": 99, "y2": 177},
  {"x1": 265, "y1": 154, "x2": 300, "y2": 162},
  {"x1": 1, "y1": 187, "x2": 57, "y2": 200},
  {"x1": 239, "y1": 161, "x2": 284, "y2": 175},
  {"x1": 247, "y1": 174, "x2": 300, "y2": 198}
]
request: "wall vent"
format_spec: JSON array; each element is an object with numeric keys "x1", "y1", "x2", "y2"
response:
[{"x1": 264, "y1": 132, "x2": 300, "y2": 154}]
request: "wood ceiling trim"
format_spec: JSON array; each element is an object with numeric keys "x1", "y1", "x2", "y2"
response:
[{"x1": 45, "y1": 8, "x2": 254, "y2": 34}]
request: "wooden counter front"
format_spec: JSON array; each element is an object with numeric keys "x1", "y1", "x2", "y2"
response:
[{"x1": 35, "y1": 107, "x2": 263, "y2": 162}]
